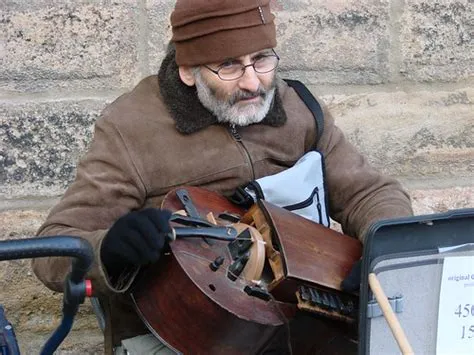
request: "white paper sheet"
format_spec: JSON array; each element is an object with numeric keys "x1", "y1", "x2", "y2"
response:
[{"x1": 437, "y1": 256, "x2": 474, "y2": 355}]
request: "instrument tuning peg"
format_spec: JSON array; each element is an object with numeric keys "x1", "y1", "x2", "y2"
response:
[{"x1": 209, "y1": 256, "x2": 225, "y2": 272}]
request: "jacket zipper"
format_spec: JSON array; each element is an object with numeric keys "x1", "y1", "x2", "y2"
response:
[
  {"x1": 229, "y1": 124, "x2": 255, "y2": 180},
  {"x1": 283, "y1": 187, "x2": 323, "y2": 223}
]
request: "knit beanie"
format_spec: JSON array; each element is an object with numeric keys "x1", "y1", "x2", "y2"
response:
[{"x1": 170, "y1": 0, "x2": 277, "y2": 66}]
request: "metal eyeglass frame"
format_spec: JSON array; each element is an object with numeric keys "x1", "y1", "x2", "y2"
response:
[{"x1": 203, "y1": 49, "x2": 280, "y2": 81}]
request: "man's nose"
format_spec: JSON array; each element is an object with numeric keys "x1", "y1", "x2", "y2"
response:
[{"x1": 237, "y1": 65, "x2": 261, "y2": 93}]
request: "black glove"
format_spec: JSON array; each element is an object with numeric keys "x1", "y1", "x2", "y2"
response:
[
  {"x1": 341, "y1": 259, "x2": 362, "y2": 293},
  {"x1": 101, "y1": 208, "x2": 172, "y2": 276}
]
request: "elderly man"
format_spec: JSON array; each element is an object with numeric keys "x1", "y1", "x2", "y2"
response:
[{"x1": 33, "y1": 0, "x2": 413, "y2": 354}]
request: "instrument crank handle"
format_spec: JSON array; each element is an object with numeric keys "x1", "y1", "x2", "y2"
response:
[
  {"x1": 169, "y1": 214, "x2": 216, "y2": 228},
  {"x1": 168, "y1": 226, "x2": 238, "y2": 242}
]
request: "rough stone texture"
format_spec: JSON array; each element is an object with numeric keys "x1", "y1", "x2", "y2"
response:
[
  {"x1": 147, "y1": 0, "x2": 175, "y2": 75},
  {"x1": 0, "y1": 100, "x2": 107, "y2": 198},
  {"x1": 411, "y1": 187, "x2": 474, "y2": 215},
  {"x1": 323, "y1": 88, "x2": 474, "y2": 180},
  {"x1": 1, "y1": 1, "x2": 141, "y2": 92},
  {"x1": 400, "y1": 0, "x2": 474, "y2": 82},
  {"x1": 0, "y1": 186, "x2": 471, "y2": 353},
  {"x1": 275, "y1": 0, "x2": 391, "y2": 85}
]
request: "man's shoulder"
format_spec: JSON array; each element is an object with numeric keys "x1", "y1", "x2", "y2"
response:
[
  {"x1": 278, "y1": 78, "x2": 324, "y2": 108},
  {"x1": 100, "y1": 75, "x2": 171, "y2": 129},
  {"x1": 105, "y1": 75, "x2": 162, "y2": 115},
  {"x1": 278, "y1": 77, "x2": 323, "y2": 123},
  {"x1": 279, "y1": 77, "x2": 338, "y2": 148}
]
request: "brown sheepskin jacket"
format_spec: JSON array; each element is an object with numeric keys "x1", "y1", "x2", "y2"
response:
[{"x1": 32, "y1": 50, "x2": 413, "y2": 354}]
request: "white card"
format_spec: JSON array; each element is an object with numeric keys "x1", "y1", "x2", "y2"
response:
[{"x1": 436, "y1": 256, "x2": 474, "y2": 355}]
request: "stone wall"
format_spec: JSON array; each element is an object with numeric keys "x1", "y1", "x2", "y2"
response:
[{"x1": 1, "y1": 0, "x2": 473, "y2": 353}]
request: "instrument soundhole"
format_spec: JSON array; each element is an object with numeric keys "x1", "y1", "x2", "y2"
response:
[{"x1": 209, "y1": 284, "x2": 216, "y2": 292}]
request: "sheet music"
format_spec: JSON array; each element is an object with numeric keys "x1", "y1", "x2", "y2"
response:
[{"x1": 436, "y1": 256, "x2": 474, "y2": 355}]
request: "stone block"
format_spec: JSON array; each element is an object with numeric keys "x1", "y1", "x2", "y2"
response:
[
  {"x1": 274, "y1": 0, "x2": 391, "y2": 85},
  {"x1": 0, "y1": 100, "x2": 107, "y2": 198},
  {"x1": 400, "y1": 0, "x2": 474, "y2": 82},
  {"x1": 146, "y1": 0, "x2": 175, "y2": 75},
  {"x1": 410, "y1": 186, "x2": 473, "y2": 215},
  {"x1": 1, "y1": 1, "x2": 141, "y2": 92},
  {"x1": 321, "y1": 87, "x2": 474, "y2": 180}
]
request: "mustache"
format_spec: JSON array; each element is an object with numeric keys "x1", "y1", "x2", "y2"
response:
[{"x1": 229, "y1": 87, "x2": 267, "y2": 105}]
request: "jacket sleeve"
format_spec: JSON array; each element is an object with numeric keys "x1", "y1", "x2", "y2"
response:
[
  {"x1": 32, "y1": 116, "x2": 147, "y2": 296},
  {"x1": 317, "y1": 106, "x2": 414, "y2": 243}
]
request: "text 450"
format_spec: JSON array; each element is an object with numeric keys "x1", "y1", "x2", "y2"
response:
[{"x1": 455, "y1": 304, "x2": 474, "y2": 318}]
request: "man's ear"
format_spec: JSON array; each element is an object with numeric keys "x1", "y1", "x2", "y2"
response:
[{"x1": 179, "y1": 66, "x2": 196, "y2": 87}]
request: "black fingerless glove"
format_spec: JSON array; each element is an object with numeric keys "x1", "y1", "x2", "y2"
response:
[{"x1": 100, "y1": 208, "x2": 172, "y2": 277}]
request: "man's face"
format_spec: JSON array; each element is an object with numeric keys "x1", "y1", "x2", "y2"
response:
[{"x1": 192, "y1": 49, "x2": 278, "y2": 126}]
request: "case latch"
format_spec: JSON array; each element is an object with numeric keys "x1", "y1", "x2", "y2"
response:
[{"x1": 367, "y1": 294, "x2": 404, "y2": 318}]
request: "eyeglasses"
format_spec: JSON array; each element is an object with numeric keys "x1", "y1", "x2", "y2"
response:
[{"x1": 204, "y1": 49, "x2": 280, "y2": 81}]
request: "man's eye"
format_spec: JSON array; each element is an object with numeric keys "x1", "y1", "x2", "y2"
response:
[
  {"x1": 253, "y1": 55, "x2": 267, "y2": 61},
  {"x1": 254, "y1": 52, "x2": 273, "y2": 61},
  {"x1": 219, "y1": 61, "x2": 238, "y2": 69}
]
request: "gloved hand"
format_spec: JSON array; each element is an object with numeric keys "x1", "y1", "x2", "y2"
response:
[
  {"x1": 100, "y1": 208, "x2": 172, "y2": 276},
  {"x1": 340, "y1": 259, "x2": 362, "y2": 293}
]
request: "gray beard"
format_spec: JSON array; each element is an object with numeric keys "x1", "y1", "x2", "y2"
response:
[{"x1": 193, "y1": 70, "x2": 276, "y2": 127}]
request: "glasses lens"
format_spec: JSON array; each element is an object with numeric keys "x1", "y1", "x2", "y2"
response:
[
  {"x1": 218, "y1": 64, "x2": 244, "y2": 81},
  {"x1": 254, "y1": 55, "x2": 279, "y2": 74},
  {"x1": 216, "y1": 54, "x2": 280, "y2": 80}
]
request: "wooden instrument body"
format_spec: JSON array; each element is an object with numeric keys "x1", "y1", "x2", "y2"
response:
[
  {"x1": 131, "y1": 187, "x2": 361, "y2": 354},
  {"x1": 242, "y1": 200, "x2": 362, "y2": 323},
  {"x1": 132, "y1": 187, "x2": 291, "y2": 354},
  {"x1": 132, "y1": 254, "x2": 282, "y2": 354},
  {"x1": 259, "y1": 200, "x2": 361, "y2": 297}
]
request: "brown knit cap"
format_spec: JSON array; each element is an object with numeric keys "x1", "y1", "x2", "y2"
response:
[{"x1": 171, "y1": 0, "x2": 277, "y2": 66}]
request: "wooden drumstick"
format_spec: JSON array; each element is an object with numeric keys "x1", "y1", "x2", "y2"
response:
[{"x1": 368, "y1": 273, "x2": 414, "y2": 355}]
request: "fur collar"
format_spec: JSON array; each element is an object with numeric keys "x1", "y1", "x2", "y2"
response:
[{"x1": 157, "y1": 47, "x2": 287, "y2": 134}]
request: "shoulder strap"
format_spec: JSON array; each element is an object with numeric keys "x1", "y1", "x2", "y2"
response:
[{"x1": 284, "y1": 79, "x2": 324, "y2": 143}]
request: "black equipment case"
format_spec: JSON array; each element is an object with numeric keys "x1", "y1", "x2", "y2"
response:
[{"x1": 358, "y1": 208, "x2": 474, "y2": 355}]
